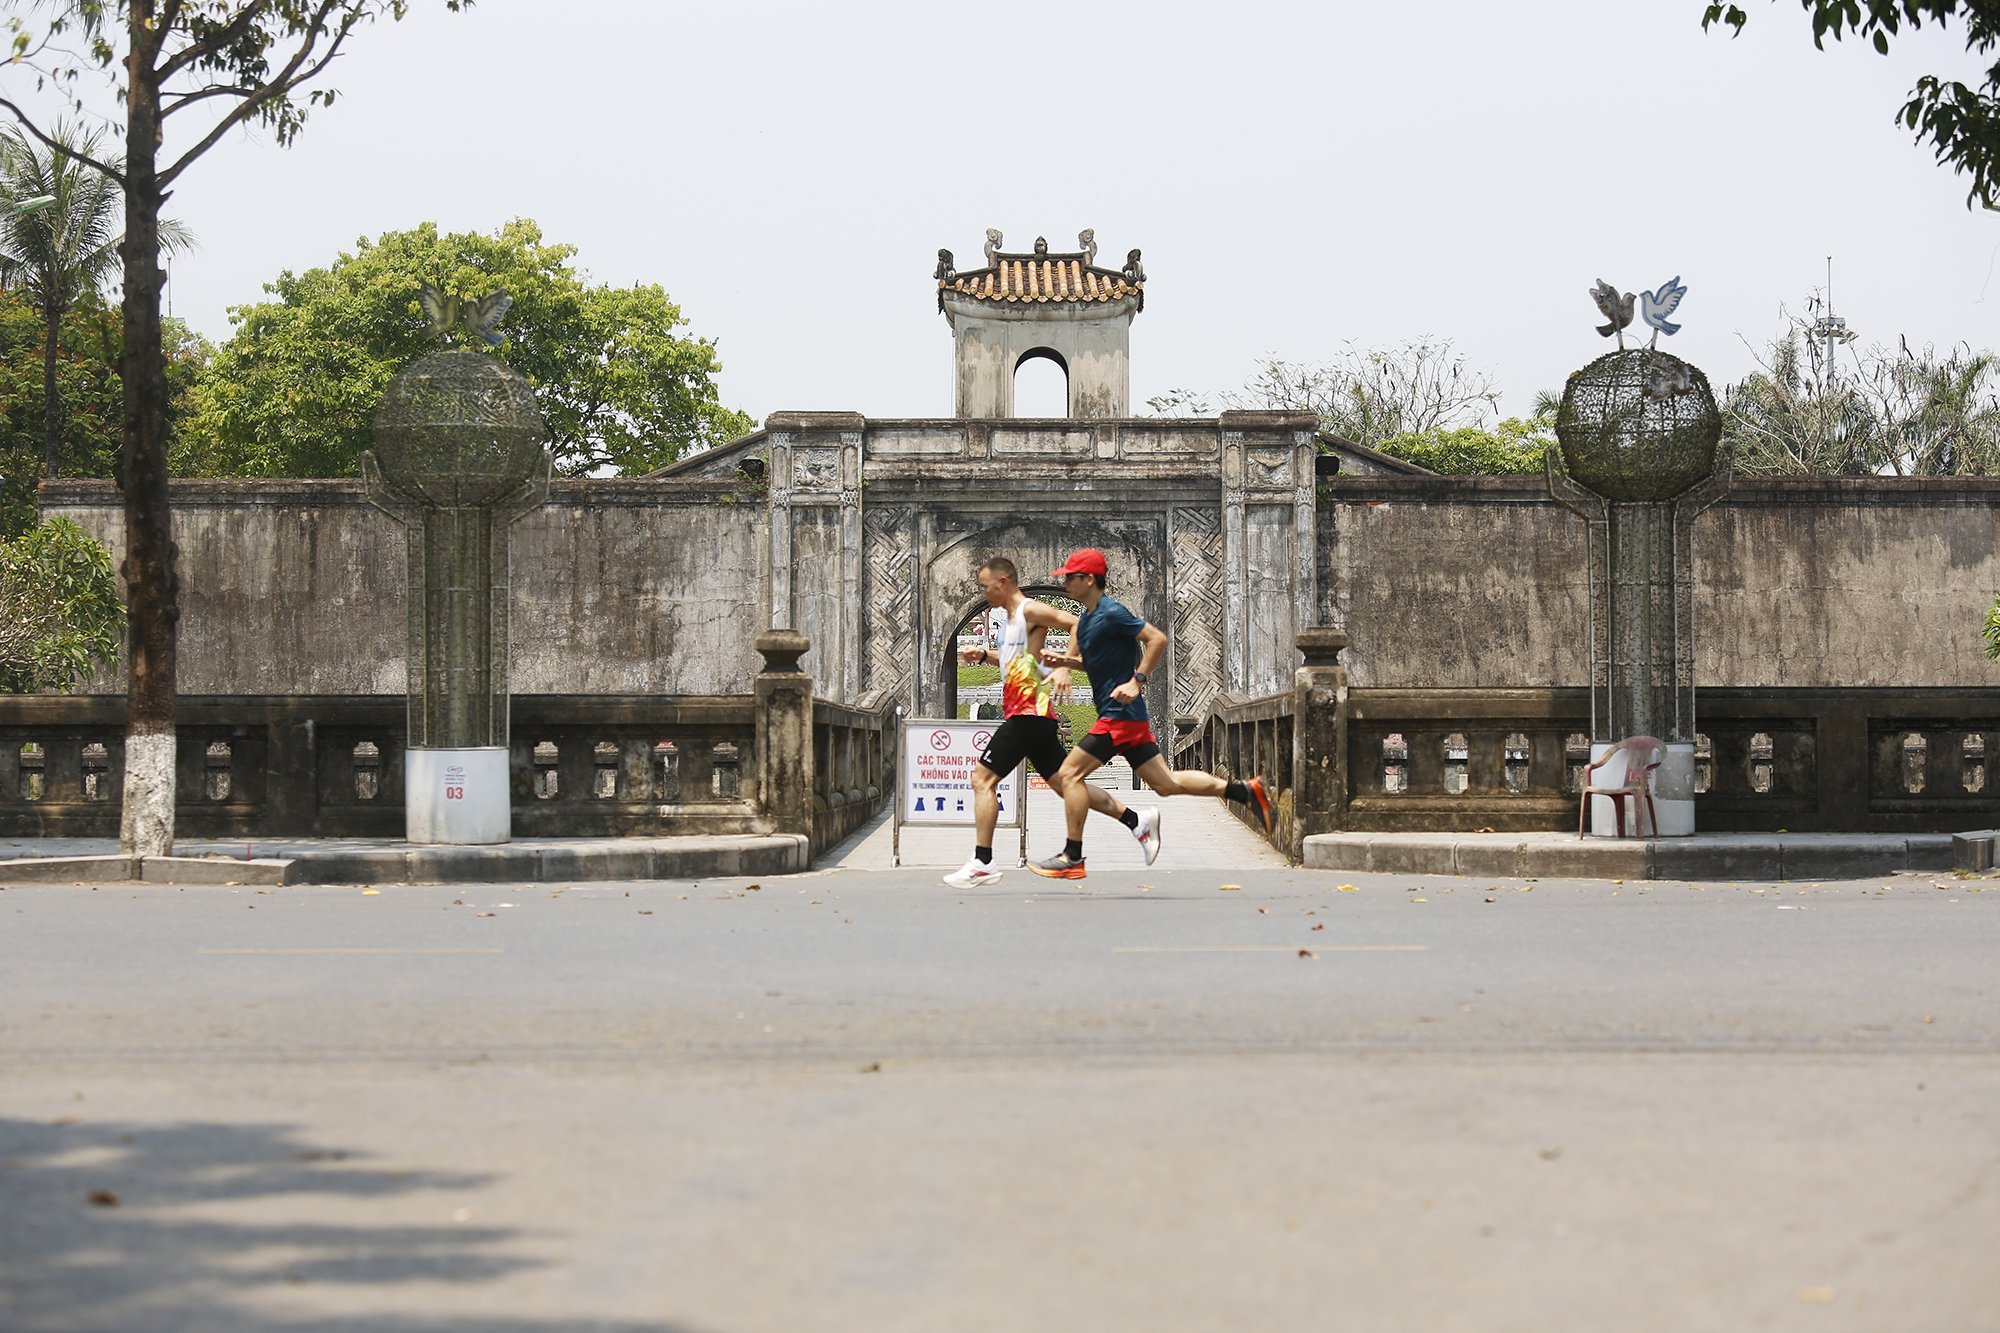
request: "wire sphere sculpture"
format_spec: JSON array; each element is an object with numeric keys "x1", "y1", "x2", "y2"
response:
[
  {"x1": 371, "y1": 349, "x2": 546, "y2": 507},
  {"x1": 1554, "y1": 350, "x2": 1721, "y2": 502}
]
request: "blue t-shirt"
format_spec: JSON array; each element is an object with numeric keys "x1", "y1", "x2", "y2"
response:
[{"x1": 1075, "y1": 596, "x2": 1149, "y2": 722}]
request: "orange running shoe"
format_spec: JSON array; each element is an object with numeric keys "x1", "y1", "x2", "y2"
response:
[
  {"x1": 1246, "y1": 775, "x2": 1275, "y2": 836},
  {"x1": 1029, "y1": 852, "x2": 1087, "y2": 880}
]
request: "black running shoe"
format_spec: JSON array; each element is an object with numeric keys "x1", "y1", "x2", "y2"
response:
[{"x1": 1246, "y1": 775, "x2": 1275, "y2": 836}]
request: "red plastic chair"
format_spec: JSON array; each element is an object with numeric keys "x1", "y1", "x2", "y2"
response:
[{"x1": 1578, "y1": 736, "x2": 1665, "y2": 838}]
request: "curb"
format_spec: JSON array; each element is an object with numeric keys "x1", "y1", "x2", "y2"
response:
[
  {"x1": 0, "y1": 836, "x2": 811, "y2": 886},
  {"x1": 1302, "y1": 833, "x2": 1956, "y2": 881}
]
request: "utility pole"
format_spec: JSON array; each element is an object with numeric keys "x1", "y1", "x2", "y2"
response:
[{"x1": 1809, "y1": 256, "x2": 1857, "y2": 453}]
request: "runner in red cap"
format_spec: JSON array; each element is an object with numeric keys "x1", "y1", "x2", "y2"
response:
[
  {"x1": 942, "y1": 556, "x2": 1159, "y2": 888},
  {"x1": 1029, "y1": 547, "x2": 1274, "y2": 879}
]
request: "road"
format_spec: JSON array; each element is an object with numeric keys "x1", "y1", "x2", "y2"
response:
[{"x1": 2, "y1": 856, "x2": 1996, "y2": 1331}]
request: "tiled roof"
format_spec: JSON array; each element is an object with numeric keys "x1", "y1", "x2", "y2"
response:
[{"x1": 940, "y1": 255, "x2": 1142, "y2": 305}]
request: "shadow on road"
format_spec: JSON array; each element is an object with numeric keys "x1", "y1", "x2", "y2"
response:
[{"x1": 0, "y1": 1116, "x2": 701, "y2": 1332}]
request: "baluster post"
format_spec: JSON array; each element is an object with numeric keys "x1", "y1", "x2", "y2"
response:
[
  {"x1": 756, "y1": 630, "x2": 815, "y2": 845},
  {"x1": 1292, "y1": 627, "x2": 1350, "y2": 853}
]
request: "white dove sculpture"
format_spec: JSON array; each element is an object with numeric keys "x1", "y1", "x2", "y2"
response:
[{"x1": 1638, "y1": 276, "x2": 1687, "y2": 346}]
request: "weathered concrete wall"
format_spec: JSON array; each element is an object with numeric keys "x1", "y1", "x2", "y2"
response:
[
  {"x1": 1322, "y1": 475, "x2": 2000, "y2": 689},
  {"x1": 44, "y1": 464, "x2": 1995, "y2": 707},
  {"x1": 43, "y1": 477, "x2": 769, "y2": 697}
]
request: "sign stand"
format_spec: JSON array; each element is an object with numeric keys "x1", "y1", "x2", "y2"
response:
[{"x1": 893, "y1": 718, "x2": 1029, "y2": 868}]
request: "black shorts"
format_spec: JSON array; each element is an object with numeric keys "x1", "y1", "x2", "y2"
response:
[{"x1": 978, "y1": 715, "x2": 1066, "y2": 781}]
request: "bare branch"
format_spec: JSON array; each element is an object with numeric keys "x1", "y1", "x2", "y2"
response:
[{"x1": 158, "y1": 3, "x2": 359, "y2": 187}]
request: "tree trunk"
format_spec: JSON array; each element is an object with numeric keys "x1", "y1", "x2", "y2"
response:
[
  {"x1": 41, "y1": 295, "x2": 61, "y2": 478},
  {"x1": 117, "y1": 2, "x2": 176, "y2": 858}
]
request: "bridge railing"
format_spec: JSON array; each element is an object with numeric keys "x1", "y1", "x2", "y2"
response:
[
  {"x1": 1180, "y1": 628, "x2": 2000, "y2": 858},
  {"x1": 0, "y1": 632, "x2": 893, "y2": 863}
]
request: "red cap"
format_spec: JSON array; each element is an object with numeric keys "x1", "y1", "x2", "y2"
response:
[{"x1": 1052, "y1": 548, "x2": 1108, "y2": 578}]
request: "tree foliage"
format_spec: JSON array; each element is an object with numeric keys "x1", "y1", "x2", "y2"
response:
[
  {"x1": 0, "y1": 514, "x2": 122, "y2": 692},
  {"x1": 0, "y1": 287, "x2": 208, "y2": 536},
  {"x1": 1146, "y1": 337, "x2": 1550, "y2": 474},
  {"x1": 1721, "y1": 303, "x2": 2000, "y2": 475},
  {"x1": 174, "y1": 219, "x2": 756, "y2": 478},
  {"x1": 1371, "y1": 417, "x2": 1553, "y2": 475},
  {"x1": 1704, "y1": 1, "x2": 2000, "y2": 208}
]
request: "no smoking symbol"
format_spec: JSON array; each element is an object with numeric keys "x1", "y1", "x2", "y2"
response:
[{"x1": 930, "y1": 730, "x2": 952, "y2": 750}]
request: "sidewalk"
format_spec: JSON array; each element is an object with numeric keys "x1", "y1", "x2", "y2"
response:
[{"x1": 1305, "y1": 830, "x2": 1955, "y2": 880}]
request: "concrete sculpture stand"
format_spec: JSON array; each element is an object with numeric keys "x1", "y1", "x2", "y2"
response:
[
  {"x1": 1548, "y1": 348, "x2": 1729, "y2": 838},
  {"x1": 361, "y1": 348, "x2": 551, "y2": 844}
]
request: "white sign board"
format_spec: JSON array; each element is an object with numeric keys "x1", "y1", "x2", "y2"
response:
[{"x1": 899, "y1": 719, "x2": 1022, "y2": 825}]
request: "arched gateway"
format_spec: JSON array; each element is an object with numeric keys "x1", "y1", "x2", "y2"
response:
[{"x1": 656, "y1": 230, "x2": 1399, "y2": 743}]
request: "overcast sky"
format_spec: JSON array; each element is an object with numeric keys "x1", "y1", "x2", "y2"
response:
[{"x1": 14, "y1": 0, "x2": 1998, "y2": 423}]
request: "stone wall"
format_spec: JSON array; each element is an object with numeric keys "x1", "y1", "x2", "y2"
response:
[
  {"x1": 42, "y1": 477, "x2": 770, "y2": 697},
  {"x1": 1320, "y1": 474, "x2": 2000, "y2": 689},
  {"x1": 40, "y1": 467, "x2": 2000, "y2": 703}
]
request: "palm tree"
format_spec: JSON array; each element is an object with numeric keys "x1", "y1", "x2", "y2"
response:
[{"x1": 0, "y1": 123, "x2": 191, "y2": 479}]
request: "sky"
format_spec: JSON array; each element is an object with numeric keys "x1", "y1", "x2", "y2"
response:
[{"x1": 8, "y1": 0, "x2": 1998, "y2": 423}]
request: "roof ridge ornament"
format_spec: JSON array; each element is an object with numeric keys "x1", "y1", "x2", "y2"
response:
[
  {"x1": 984, "y1": 228, "x2": 1002, "y2": 265},
  {"x1": 1079, "y1": 228, "x2": 1096, "y2": 265}
]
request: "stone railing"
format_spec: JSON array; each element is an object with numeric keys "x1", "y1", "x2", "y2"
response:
[
  {"x1": 0, "y1": 632, "x2": 892, "y2": 861},
  {"x1": 812, "y1": 693, "x2": 898, "y2": 853},
  {"x1": 1181, "y1": 628, "x2": 2000, "y2": 853}
]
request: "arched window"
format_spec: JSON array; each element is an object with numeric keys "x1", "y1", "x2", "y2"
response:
[{"x1": 1013, "y1": 348, "x2": 1069, "y2": 417}]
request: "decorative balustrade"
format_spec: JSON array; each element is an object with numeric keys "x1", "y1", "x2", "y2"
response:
[
  {"x1": 4, "y1": 695, "x2": 777, "y2": 841},
  {"x1": 812, "y1": 694, "x2": 898, "y2": 853},
  {"x1": 1177, "y1": 628, "x2": 2000, "y2": 856}
]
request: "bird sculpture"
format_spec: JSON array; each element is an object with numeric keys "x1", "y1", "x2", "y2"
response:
[
  {"x1": 1591, "y1": 279, "x2": 1636, "y2": 348},
  {"x1": 1638, "y1": 276, "x2": 1687, "y2": 345},
  {"x1": 419, "y1": 285, "x2": 512, "y2": 347}
]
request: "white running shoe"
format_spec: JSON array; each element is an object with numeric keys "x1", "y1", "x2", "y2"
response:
[
  {"x1": 942, "y1": 858, "x2": 1004, "y2": 888},
  {"x1": 1132, "y1": 807, "x2": 1163, "y2": 866}
]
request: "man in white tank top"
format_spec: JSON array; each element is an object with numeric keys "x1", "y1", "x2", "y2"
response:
[{"x1": 943, "y1": 556, "x2": 1161, "y2": 888}]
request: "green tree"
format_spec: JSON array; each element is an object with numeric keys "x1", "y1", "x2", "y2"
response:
[
  {"x1": 1370, "y1": 416, "x2": 1553, "y2": 475},
  {"x1": 0, "y1": 514, "x2": 123, "y2": 692},
  {"x1": 1704, "y1": 1, "x2": 2000, "y2": 208},
  {"x1": 175, "y1": 219, "x2": 756, "y2": 478},
  {"x1": 0, "y1": 287, "x2": 212, "y2": 536},
  {"x1": 0, "y1": 122, "x2": 191, "y2": 480},
  {"x1": 1, "y1": 0, "x2": 472, "y2": 856}
]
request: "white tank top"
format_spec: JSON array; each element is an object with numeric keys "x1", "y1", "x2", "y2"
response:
[{"x1": 996, "y1": 603, "x2": 1054, "y2": 719}]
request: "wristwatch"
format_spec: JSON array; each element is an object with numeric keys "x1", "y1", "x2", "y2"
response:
[{"x1": 1131, "y1": 670, "x2": 1149, "y2": 685}]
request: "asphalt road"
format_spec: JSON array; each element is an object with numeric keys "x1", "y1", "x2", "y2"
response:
[{"x1": 2, "y1": 863, "x2": 1996, "y2": 1332}]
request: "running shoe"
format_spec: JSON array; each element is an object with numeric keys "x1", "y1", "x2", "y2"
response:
[
  {"x1": 942, "y1": 858, "x2": 1003, "y2": 888},
  {"x1": 1132, "y1": 807, "x2": 1163, "y2": 866},
  {"x1": 1245, "y1": 775, "x2": 1275, "y2": 836},
  {"x1": 1029, "y1": 852, "x2": 1087, "y2": 880}
]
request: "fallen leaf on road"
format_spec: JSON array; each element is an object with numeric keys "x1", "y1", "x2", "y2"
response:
[
  {"x1": 638, "y1": 910, "x2": 654, "y2": 916},
  {"x1": 1219, "y1": 884, "x2": 1242, "y2": 891},
  {"x1": 1485, "y1": 897, "x2": 1495, "y2": 903},
  {"x1": 1795, "y1": 1287, "x2": 1834, "y2": 1304},
  {"x1": 475, "y1": 912, "x2": 494, "y2": 918},
  {"x1": 859, "y1": 1061, "x2": 882, "y2": 1073},
  {"x1": 1312, "y1": 923, "x2": 1325, "y2": 930},
  {"x1": 361, "y1": 889, "x2": 380, "y2": 896},
  {"x1": 1923, "y1": 1015, "x2": 1935, "y2": 1024},
  {"x1": 1298, "y1": 949, "x2": 1314, "y2": 959},
  {"x1": 1337, "y1": 884, "x2": 1359, "y2": 892},
  {"x1": 52, "y1": 1115, "x2": 78, "y2": 1126},
  {"x1": 1411, "y1": 897, "x2": 1428, "y2": 903},
  {"x1": 1257, "y1": 907, "x2": 1268, "y2": 914},
  {"x1": 744, "y1": 883, "x2": 761, "y2": 891},
  {"x1": 86, "y1": 1190, "x2": 118, "y2": 1207},
  {"x1": 1539, "y1": 1148, "x2": 1562, "y2": 1161}
]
